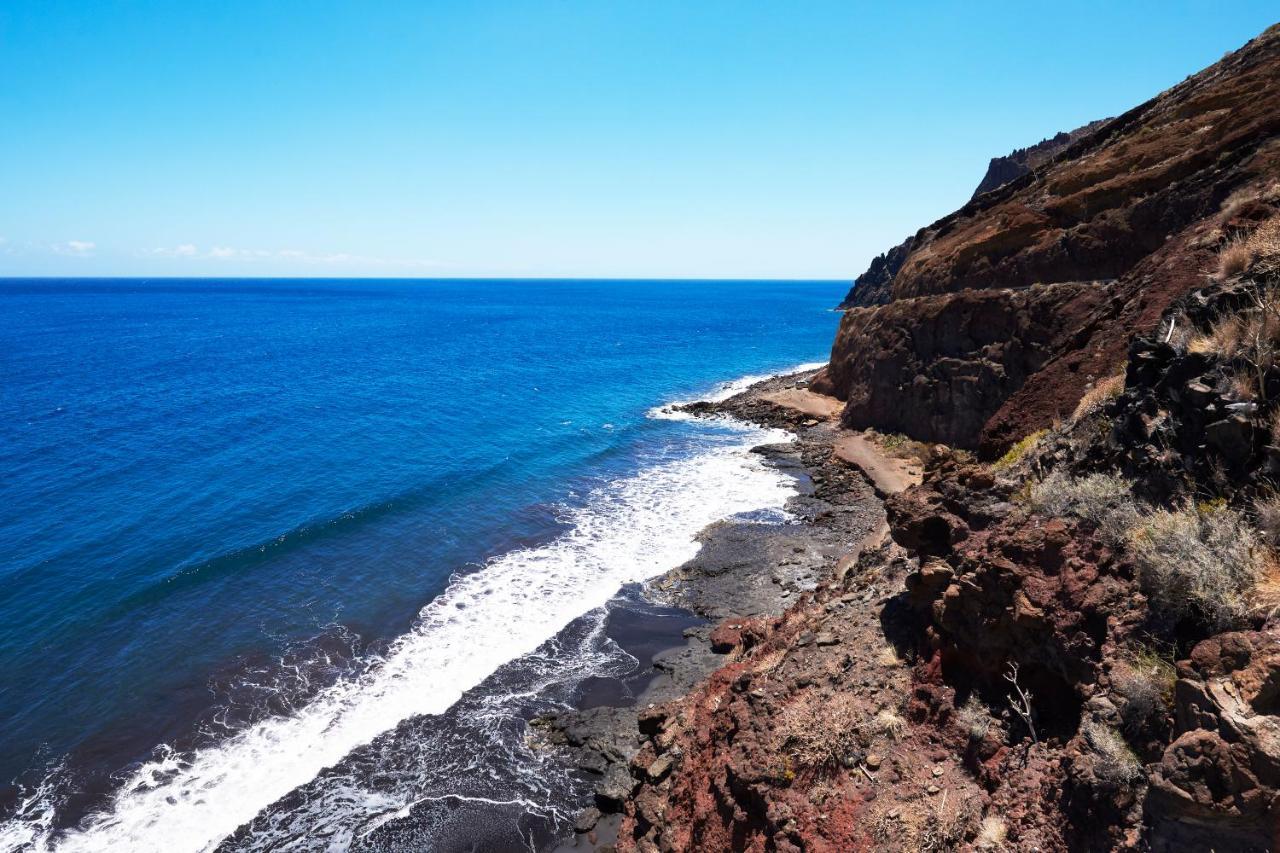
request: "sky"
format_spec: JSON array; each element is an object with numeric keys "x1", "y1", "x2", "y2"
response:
[{"x1": 1, "y1": 2, "x2": 1276, "y2": 279}]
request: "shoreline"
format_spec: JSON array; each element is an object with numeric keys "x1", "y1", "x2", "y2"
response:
[{"x1": 543, "y1": 368, "x2": 909, "y2": 851}]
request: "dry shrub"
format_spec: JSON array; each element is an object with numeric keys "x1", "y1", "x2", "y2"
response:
[
  {"x1": 1028, "y1": 470, "x2": 1138, "y2": 543},
  {"x1": 1251, "y1": 215, "x2": 1280, "y2": 276},
  {"x1": 975, "y1": 816, "x2": 1008, "y2": 850},
  {"x1": 957, "y1": 695, "x2": 992, "y2": 743},
  {"x1": 992, "y1": 429, "x2": 1048, "y2": 472},
  {"x1": 1217, "y1": 238, "x2": 1255, "y2": 279},
  {"x1": 1188, "y1": 312, "x2": 1247, "y2": 356},
  {"x1": 1111, "y1": 654, "x2": 1174, "y2": 735},
  {"x1": 778, "y1": 693, "x2": 862, "y2": 770},
  {"x1": 1214, "y1": 215, "x2": 1280, "y2": 280},
  {"x1": 1128, "y1": 502, "x2": 1264, "y2": 629},
  {"x1": 877, "y1": 643, "x2": 903, "y2": 667},
  {"x1": 871, "y1": 791, "x2": 979, "y2": 853},
  {"x1": 1186, "y1": 287, "x2": 1280, "y2": 401},
  {"x1": 1081, "y1": 720, "x2": 1143, "y2": 787},
  {"x1": 873, "y1": 708, "x2": 906, "y2": 741},
  {"x1": 1071, "y1": 372, "x2": 1126, "y2": 423},
  {"x1": 1255, "y1": 493, "x2": 1280, "y2": 547}
]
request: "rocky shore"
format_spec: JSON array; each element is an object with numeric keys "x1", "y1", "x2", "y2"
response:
[{"x1": 542, "y1": 370, "x2": 906, "y2": 851}]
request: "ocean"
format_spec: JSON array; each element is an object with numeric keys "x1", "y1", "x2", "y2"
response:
[{"x1": 0, "y1": 278, "x2": 841, "y2": 851}]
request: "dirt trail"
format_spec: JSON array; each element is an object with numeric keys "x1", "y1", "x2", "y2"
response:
[
  {"x1": 833, "y1": 432, "x2": 922, "y2": 496},
  {"x1": 760, "y1": 388, "x2": 844, "y2": 420}
]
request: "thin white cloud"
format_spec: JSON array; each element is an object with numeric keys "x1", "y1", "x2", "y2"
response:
[
  {"x1": 139, "y1": 244, "x2": 441, "y2": 269},
  {"x1": 53, "y1": 240, "x2": 96, "y2": 256},
  {"x1": 142, "y1": 243, "x2": 199, "y2": 257}
]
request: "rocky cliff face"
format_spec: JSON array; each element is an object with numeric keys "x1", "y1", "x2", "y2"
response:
[
  {"x1": 969, "y1": 121, "x2": 1110, "y2": 200},
  {"x1": 837, "y1": 235, "x2": 914, "y2": 309},
  {"x1": 839, "y1": 121, "x2": 1107, "y2": 311},
  {"x1": 825, "y1": 23, "x2": 1280, "y2": 454},
  {"x1": 824, "y1": 282, "x2": 1110, "y2": 446}
]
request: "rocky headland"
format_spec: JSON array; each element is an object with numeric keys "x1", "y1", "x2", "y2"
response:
[{"x1": 551, "y1": 22, "x2": 1280, "y2": 853}]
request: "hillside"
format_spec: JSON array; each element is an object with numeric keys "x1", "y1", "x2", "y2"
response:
[{"x1": 817, "y1": 23, "x2": 1280, "y2": 456}]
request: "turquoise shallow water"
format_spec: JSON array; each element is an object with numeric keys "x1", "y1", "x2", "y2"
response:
[{"x1": 0, "y1": 278, "x2": 841, "y2": 850}]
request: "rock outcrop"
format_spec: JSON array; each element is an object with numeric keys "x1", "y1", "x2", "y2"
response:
[
  {"x1": 825, "y1": 282, "x2": 1110, "y2": 447},
  {"x1": 969, "y1": 121, "x2": 1110, "y2": 201},
  {"x1": 837, "y1": 235, "x2": 914, "y2": 309},
  {"x1": 839, "y1": 121, "x2": 1108, "y2": 310}
]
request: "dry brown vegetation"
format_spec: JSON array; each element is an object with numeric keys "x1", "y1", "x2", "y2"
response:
[
  {"x1": 870, "y1": 790, "x2": 980, "y2": 853},
  {"x1": 1070, "y1": 372, "x2": 1126, "y2": 423},
  {"x1": 1188, "y1": 289, "x2": 1280, "y2": 400},
  {"x1": 1081, "y1": 720, "x2": 1143, "y2": 787},
  {"x1": 1214, "y1": 214, "x2": 1280, "y2": 280},
  {"x1": 1111, "y1": 653, "x2": 1175, "y2": 735},
  {"x1": 778, "y1": 693, "x2": 863, "y2": 770}
]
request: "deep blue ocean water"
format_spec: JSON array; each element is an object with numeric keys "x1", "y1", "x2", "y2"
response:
[{"x1": 0, "y1": 278, "x2": 841, "y2": 851}]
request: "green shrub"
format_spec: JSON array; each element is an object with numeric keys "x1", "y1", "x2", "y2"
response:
[
  {"x1": 1028, "y1": 470, "x2": 1138, "y2": 543},
  {"x1": 992, "y1": 429, "x2": 1048, "y2": 472}
]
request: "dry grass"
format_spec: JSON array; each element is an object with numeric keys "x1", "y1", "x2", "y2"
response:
[
  {"x1": 870, "y1": 791, "x2": 980, "y2": 853},
  {"x1": 1028, "y1": 470, "x2": 1138, "y2": 543},
  {"x1": 1128, "y1": 501, "x2": 1265, "y2": 629},
  {"x1": 1214, "y1": 214, "x2": 1280, "y2": 280},
  {"x1": 877, "y1": 643, "x2": 903, "y2": 667},
  {"x1": 957, "y1": 695, "x2": 992, "y2": 743},
  {"x1": 1111, "y1": 654, "x2": 1174, "y2": 735},
  {"x1": 992, "y1": 429, "x2": 1048, "y2": 472},
  {"x1": 1188, "y1": 311, "x2": 1252, "y2": 356},
  {"x1": 873, "y1": 708, "x2": 907, "y2": 741},
  {"x1": 1218, "y1": 239, "x2": 1256, "y2": 279},
  {"x1": 1081, "y1": 720, "x2": 1143, "y2": 787},
  {"x1": 778, "y1": 693, "x2": 863, "y2": 770},
  {"x1": 975, "y1": 816, "x2": 1008, "y2": 850},
  {"x1": 1255, "y1": 493, "x2": 1280, "y2": 547},
  {"x1": 1251, "y1": 215, "x2": 1280, "y2": 276},
  {"x1": 1070, "y1": 372, "x2": 1125, "y2": 423}
]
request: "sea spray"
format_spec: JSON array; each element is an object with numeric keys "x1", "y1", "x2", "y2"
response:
[{"x1": 1, "y1": 419, "x2": 796, "y2": 853}]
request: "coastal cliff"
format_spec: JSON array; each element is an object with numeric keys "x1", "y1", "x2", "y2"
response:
[
  {"x1": 567, "y1": 21, "x2": 1280, "y2": 853},
  {"x1": 825, "y1": 23, "x2": 1280, "y2": 456}
]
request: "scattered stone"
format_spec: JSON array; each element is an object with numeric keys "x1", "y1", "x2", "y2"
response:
[
  {"x1": 574, "y1": 807, "x2": 602, "y2": 833},
  {"x1": 647, "y1": 754, "x2": 675, "y2": 782},
  {"x1": 815, "y1": 632, "x2": 839, "y2": 646}
]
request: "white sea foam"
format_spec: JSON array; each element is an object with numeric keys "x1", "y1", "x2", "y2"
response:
[
  {"x1": 646, "y1": 360, "x2": 827, "y2": 420},
  {"x1": 0, "y1": 420, "x2": 796, "y2": 853}
]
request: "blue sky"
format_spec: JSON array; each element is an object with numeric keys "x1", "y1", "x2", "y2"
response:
[{"x1": 1, "y1": 2, "x2": 1276, "y2": 278}]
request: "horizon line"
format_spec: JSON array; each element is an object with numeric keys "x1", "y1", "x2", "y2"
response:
[{"x1": 0, "y1": 274, "x2": 852, "y2": 283}]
